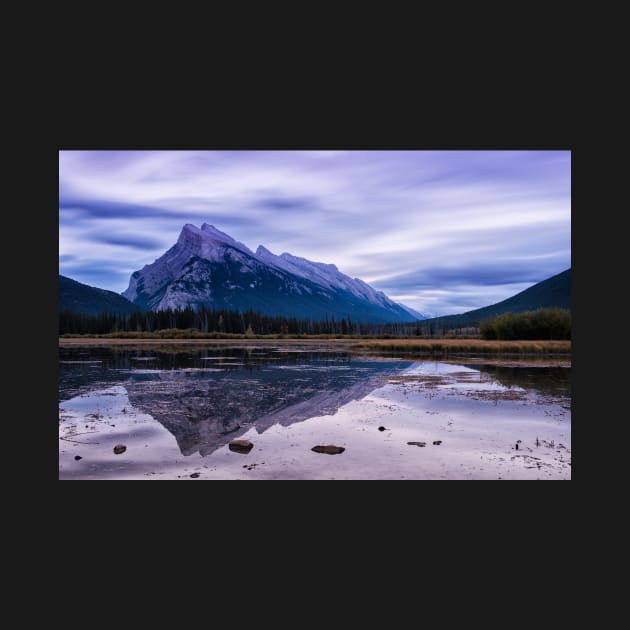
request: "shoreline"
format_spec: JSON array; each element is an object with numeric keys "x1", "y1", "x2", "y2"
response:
[
  {"x1": 59, "y1": 337, "x2": 570, "y2": 351},
  {"x1": 59, "y1": 337, "x2": 357, "y2": 346},
  {"x1": 59, "y1": 338, "x2": 571, "y2": 362}
]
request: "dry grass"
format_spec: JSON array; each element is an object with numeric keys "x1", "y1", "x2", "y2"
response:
[
  {"x1": 58, "y1": 336, "x2": 571, "y2": 355},
  {"x1": 352, "y1": 339, "x2": 571, "y2": 354},
  {"x1": 58, "y1": 337, "x2": 356, "y2": 346},
  {"x1": 464, "y1": 390, "x2": 529, "y2": 401},
  {"x1": 385, "y1": 375, "x2": 451, "y2": 387}
]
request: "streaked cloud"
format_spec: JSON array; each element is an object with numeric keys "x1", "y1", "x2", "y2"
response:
[{"x1": 59, "y1": 150, "x2": 571, "y2": 316}]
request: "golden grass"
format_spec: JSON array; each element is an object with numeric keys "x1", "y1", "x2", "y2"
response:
[
  {"x1": 351, "y1": 339, "x2": 571, "y2": 354},
  {"x1": 59, "y1": 336, "x2": 570, "y2": 354},
  {"x1": 58, "y1": 337, "x2": 356, "y2": 346}
]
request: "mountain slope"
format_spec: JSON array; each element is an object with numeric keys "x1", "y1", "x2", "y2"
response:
[
  {"x1": 423, "y1": 268, "x2": 571, "y2": 328},
  {"x1": 59, "y1": 275, "x2": 141, "y2": 315},
  {"x1": 122, "y1": 223, "x2": 421, "y2": 323}
]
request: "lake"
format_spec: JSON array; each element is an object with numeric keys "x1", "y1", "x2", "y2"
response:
[{"x1": 59, "y1": 344, "x2": 571, "y2": 480}]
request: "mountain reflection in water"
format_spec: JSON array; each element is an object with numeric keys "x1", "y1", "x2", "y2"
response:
[{"x1": 59, "y1": 346, "x2": 410, "y2": 457}]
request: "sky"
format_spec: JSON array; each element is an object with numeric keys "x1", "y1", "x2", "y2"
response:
[{"x1": 59, "y1": 150, "x2": 571, "y2": 316}]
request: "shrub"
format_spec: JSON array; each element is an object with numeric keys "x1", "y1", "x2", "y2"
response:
[{"x1": 480, "y1": 308, "x2": 571, "y2": 340}]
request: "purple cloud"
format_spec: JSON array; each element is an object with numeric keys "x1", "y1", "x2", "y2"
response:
[{"x1": 59, "y1": 150, "x2": 571, "y2": 316}]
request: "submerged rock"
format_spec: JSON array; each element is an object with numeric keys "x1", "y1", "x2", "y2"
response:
[
  {"x1": 190, "y1": 472, "x2": 200, "y2": 478},
  {"x1": 74, "y1": 455, "x2": 83, "y2": 461},
  {"x1": 378, "y1": 426, "x2": 387, "y2": 431},
  {"x1": 408, "y1": 441, "x2": 426, "y2": 447},
  {"x1": 113, "y1": 444, "x2": 127, "y2": 455},
  {"x1": 229, "y1": 439, "x2": 254, "y2": 454},
  {"x1": 312, "y1": 445, "x2": 345, "y2": 455},
  {"x1": 433, "y1": 440, "x2": 442, "y2": 446}
]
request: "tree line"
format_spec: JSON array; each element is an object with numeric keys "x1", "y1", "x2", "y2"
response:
[
  {"x1": 59, "y1": 306, "x2": 474, "y2": 337},
  {"x1": 59, "y1": 306, "x2": 570, "y2": 338},
  {"x1": 61, "y1": 306, "x2": 365, "y2": 336}
]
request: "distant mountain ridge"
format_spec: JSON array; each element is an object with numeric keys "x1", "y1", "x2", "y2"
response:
[
  {"x1": 423, "y1": 268, "x2": 571, "y2": 328},
  {"x1": 59, "y1": 275, "x2": 140, "y2": 315},
  {"x1": 121, "y1": 223, "x2": 426, "y2": 323}
]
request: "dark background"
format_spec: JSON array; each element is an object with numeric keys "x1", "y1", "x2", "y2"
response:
[{"x1": 15, "y1": 31, "x2": 593, "y2": 582}]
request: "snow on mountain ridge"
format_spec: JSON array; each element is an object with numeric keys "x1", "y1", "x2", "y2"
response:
[
  {"x1": 281, "y1": 252, "x2": 339, "y2": 272},
  {"x1": 123, "y1": 223, "x2": 257, "y2": 304},
  {"x1": 256, "y1": 245, "x2": 399, "y2": 309},
  {"x1": 200, "y1": 223, "x2": 253, "y2": 252},
  {"x1": 123, "y1": 223, "x2": 426, "y2": 319}
]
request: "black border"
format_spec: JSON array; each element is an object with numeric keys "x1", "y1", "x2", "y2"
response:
[{"x1": 27, "y1": 85, "x2": 582, "y2": 537}]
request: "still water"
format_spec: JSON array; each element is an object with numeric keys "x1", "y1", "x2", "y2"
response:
[{"x1": 59, "y1": 345, "x2": 571, "y2": 480}]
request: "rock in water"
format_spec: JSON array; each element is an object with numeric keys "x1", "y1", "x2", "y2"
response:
[
  {"x1": 378, "y1": 426, "x2": 387, "y2": 432},
  {"x1": 312, "y1": 445, "x2": 345, "y2": 455},
  {"x1": 74, "y1": 455, "x2": 83, "y2": 461},
  {"x1": 433, "y1": 440, "x2": 442, "y2": 446},
  {"x1": 113, "y1": 444, "x2": 127, "y2": 455},
  {"x1": 190, "y1": 472, "x2": 200, "y2": 478},
  {"x1": 229, "y1": 439, "x2": 254, "y2": 454},
  {"x1": 408, "y1": 441, "x2": 426, "y2": 447}
]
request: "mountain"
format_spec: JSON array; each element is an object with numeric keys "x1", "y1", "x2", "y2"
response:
[
  {"x1": 59, "y1": 275, "x2": 141, "y2": 315},
  {"x1": 122, "y1": 223, "x2": 423, "y2": 323},
  {"x1": 423, "y1": 268, "x2": 571, "y2": 329},
  {"x1": 398, "y1": 304, "x2": 428, "y2": 320}
]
